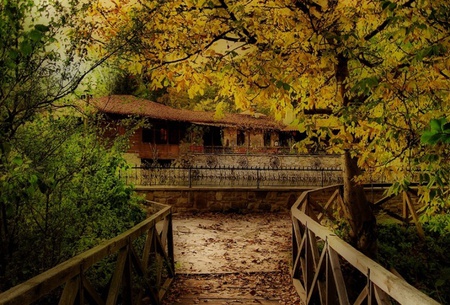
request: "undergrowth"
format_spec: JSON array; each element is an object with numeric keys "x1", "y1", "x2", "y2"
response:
[{"x1": 377, "y1": 218, "x2": 450, "y2": 304}]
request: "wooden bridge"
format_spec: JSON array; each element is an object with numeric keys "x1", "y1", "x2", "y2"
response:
[{"x1": 0, "y1": 186, "x2": 441, "y2": 305}]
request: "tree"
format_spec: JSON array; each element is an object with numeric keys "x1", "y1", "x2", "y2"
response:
[
  {"x1": 0, "y1": 0, "x2": 144, "y2": 288},
  {"x1": 89, "y1": 0, "x2": 450, "y2": 254},
  {"x1": 0, "y1": 114, "x2": 145, "y2": 290}
]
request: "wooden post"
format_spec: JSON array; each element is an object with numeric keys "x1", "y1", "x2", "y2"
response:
[{"x1": 403, "y1": 192, "x2": 425, "y2": 240}]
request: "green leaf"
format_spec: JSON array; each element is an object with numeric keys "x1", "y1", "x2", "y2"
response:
[
  {"x1": 34, "y1": 24, "x2": 50, "y2": 32},
  {"x1": 12, "y1": 155, "x2": 23, "y2": 166},
  {"x1": 381, "y1": 1, "x2": 392, "y2": 10},
  {"x1": 430, "y1": 118, "x2": 443, "y2": 132},
  {"x1": 29, "y1": 29, "x2": 44, "y2": 42},
  {"x1": 20, "y1": 40, "x2": 32, "y2": 56}
]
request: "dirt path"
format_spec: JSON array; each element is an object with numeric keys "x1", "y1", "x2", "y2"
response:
[{"x1": 162, "y1": 212, "x2": 302, "y2": 305}]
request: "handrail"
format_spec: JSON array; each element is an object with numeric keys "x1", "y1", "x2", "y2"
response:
[
  {"x1": 0, "y1": 201, "x2": 174, "y2": 305},
  {"x1": 290, "y1": 185, "x2": 440, "y2": 305}
]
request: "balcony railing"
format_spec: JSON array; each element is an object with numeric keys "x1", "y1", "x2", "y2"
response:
[{"x1": 190, "y1": 145, "x2": 327, "y2": 155}]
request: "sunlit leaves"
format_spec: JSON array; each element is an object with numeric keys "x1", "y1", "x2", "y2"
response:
[
  {"x1": 421, "y1": 118, "x2": 450, "y2": 145},
  {"x1": 86, "y1": 0, "x2": 450, "y2": 196}
]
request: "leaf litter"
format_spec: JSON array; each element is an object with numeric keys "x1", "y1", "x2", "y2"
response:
[{"x1": 162, "y1": 212, "x2": 302, "y2": 304}]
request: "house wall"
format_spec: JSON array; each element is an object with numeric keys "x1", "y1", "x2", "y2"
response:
[
  {"x1": 102, "y1": 117, "x2": 339, "y2": 169},
  {"x1": 222, "y1": 128, "x2": 279, "y2": 149}
]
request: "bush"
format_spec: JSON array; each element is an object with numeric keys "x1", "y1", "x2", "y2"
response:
[
  {"x1": 377, "y1": 218, "x2": 450, "y2": 304},
  {"x1": 0, "y1": 115, "x2": 145, "y2": 291}
]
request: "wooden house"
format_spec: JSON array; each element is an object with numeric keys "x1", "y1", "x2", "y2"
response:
[{"x1": 88, "y1": 95, "x2": 308, "y2": 166}]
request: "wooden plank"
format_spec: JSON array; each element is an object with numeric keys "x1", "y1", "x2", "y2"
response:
[
  {"x1": 374, "y1": 285, "x2": 391, "y2": 305},
  {"x1": 122, "y1": 249, "x2": 133, "y2": 305},
  {"x1": 292, "y1": 192, "x2": 308, "y2": 210},
  {"x1": 402, "y1": 193, "x2": 409, "y2": 222},
  {"x1": 106, "y1": 248, "x2": 128, "y2": 305},
  {"x1": 158, "y1": 277, "x2": 174, "y2": 301},
  {"x1": 306, "y1": 242, "x2": 327, "y2": 304},
  {"x1": 292, "y1": 278, "x2": 307, "y2": 301},
  {"x1": 142, "y1": 227, "x2": 155, "y2": 269},
  {"x1": 353, "y1": 287, "x2": 368, "y2": 305},
  {"x1": 166, "y1": 213, "x2": 175, "y2": 275},
  {"x1": 81, "y1": 274, "x2": 105, "y2": 305},
  {"x1": 325, "y1": 249, "x2": 339, "y2": 305},
  {"x1": 304, "y1": 227, "x2": 314, "y2": 297},
  {"x1": 327, "y1": 246, "x2": 350, "y2": 305},
  {"x1": 291, "y1": 208, "x2": 440, "y2": 305},
  {"x1": 373, "y1": 193, "x2": 397, "y2": 207},
  {"x1": 292, "y1": 219, "x2": 307, "y2": 280},
  {"x1": 318, "y1": 188, "x2": 340, "y2": 221},
  {"x1": 0, "y1": 204, "x2": 172, "y2": 305},
  {"x1": 58, "y1": 277, "x2": 79, "y2": 305},
  {"x1": 307, "y1": 229, "x2": 326, "y2": 304},
  {"x1": 403, "y1": 192, "x2": 425, "y2": 239}
]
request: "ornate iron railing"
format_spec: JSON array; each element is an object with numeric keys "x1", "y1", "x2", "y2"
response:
[
  {"x1": 290, "y1": 185, "x2": 439, "y2": 305},
  {"x1": 0, "y1": 201, "x2": 174, "y2": 305},
  {"x1": 122, "y1": 166, "x2": 343, "y2": 188}
]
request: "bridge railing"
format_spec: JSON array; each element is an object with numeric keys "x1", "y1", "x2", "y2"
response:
[
  {"x1": 0, "y1": 201, "x2": 174, "y2": 305},
  {"x1": 291, "y1": 185, "x2": 440, "y2": 305}
]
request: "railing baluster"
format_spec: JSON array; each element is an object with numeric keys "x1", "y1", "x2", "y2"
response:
[
  {"x1": 291, "y1": 185, "x2": 440, "y2": 305},
  {"x1": 0, "y1": 202, "x2": 174, "y2": 305}
]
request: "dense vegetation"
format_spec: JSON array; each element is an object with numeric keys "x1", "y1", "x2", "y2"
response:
[
  {"x1": 1, "y1": 0, "x2": 450, "y2": 301},
  {"x1": 0, "y1": 115, "x2": 145, "y2": 291},
  {"x1": 85, "y1": 0, "x2": 450, "y2": 255},
  {"x1": 378, "y1": 221, "x2": 450, "y2": 304},
  {"x1": 0, "y1": 0, "x2": 145, "y2": 290}
]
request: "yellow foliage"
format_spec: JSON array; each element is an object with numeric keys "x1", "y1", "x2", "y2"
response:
[{"x1": 83, "y1": 0, "x2": 450, "y2": 184}]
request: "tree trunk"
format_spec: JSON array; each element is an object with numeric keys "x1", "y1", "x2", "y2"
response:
[
  {"x1": 336, "y1": 54, "x2": 377, "y2": 257},
  {"x1": 342, "y1": 151, "x2": 377, "y2": 257}
]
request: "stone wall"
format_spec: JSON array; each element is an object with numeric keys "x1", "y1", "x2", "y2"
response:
[
  {"x1": 137, "y1": 187, "x2": 307, "y2": 213},
  {"x1": 136, "y1": 186, "x2": 389, "y2": 214}
]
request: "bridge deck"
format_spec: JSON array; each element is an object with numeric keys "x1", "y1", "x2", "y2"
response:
[{"x1": 160, "y1": 213, "x2": 302, "y2": 305}]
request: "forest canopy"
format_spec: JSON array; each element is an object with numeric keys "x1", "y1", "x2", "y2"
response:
[{"x1": 83, "y1": 0, "x2": 450, "y2": 246}]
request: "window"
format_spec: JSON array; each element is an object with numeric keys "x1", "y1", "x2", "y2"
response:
[
  {"x1": 237, "y1": 130, "x2": 246, "y2": 146},
  {"x1": 264, "y1": 131, "x2": 271, "y2": 147},
  {"x1": 203, "y1": 127, "x2": 223, "y2": 146},
  {"x1": 155, "y1": 128, "x2": 168, "y2": 144},
  {"x1": 169, "y1": 129, "x2": 180, "y2": 144},
  {"x1": 142, "y1": 128, "x2": 153, "y2": 143}
]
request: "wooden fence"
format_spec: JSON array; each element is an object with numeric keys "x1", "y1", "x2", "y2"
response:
[
  {"x1": 291, "y1": 185, "x2": 440, "y2": 305},
  {"x1": 0, "y1": 201, "x2": 174, "y2": 305}
]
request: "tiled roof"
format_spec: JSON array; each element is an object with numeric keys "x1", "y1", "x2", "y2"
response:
[{"x1": 89, "y1": 95, "x2": 282, "y2": 129}]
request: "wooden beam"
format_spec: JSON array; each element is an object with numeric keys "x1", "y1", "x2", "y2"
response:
[
  {"x1": 353, "y1": 287, "x2": 368, "y2": 305},
  {"x1": 81, "y1": 274, "x2": 105, "y2": 305},
  {"x1": 373, "y1": 193, "x2": 397, "y2": 207},
  {"x1": 58, "y1": 277, "x2": 79, "y2": 305},
  {"x1": 306, "y1": 244, "x2": 327, "y2": 304},
  {"x1": 291, "y1": 208, "x2": 440, "y2": 305},
  {"x1": 403, "y1": 192, "x2": 425, "y2": 239},
  {"x1": 0, "y1": 204, "x2": 172, "y2": 305},
  {"x1": 292, "y1": 278, "x2": 307, "y2": 301},
  {"x1": 106, "y1": 248, "x2": 128, "y2": 305},
  {"x1": 327, "y1": 246, "x2": 350, "y2": 305},
  {"x1": 318, "y1": 189, "x2": 340, "y2": 221}
]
